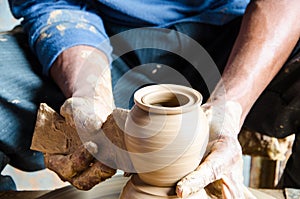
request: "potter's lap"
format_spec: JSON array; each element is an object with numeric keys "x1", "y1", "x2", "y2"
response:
[{"x1": 0, "y1": 30, "x2": 64, "y2": 171}]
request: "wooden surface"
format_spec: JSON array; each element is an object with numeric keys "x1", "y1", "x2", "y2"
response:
[
  {"x1": 239, "y1": 128, "x2": 294, "y2": 189},
  {"x1": 0, "y1": 190, "x2": 50, "y2": 199},
  {"x1": 285, "y1": 188, "x2": 300, "y2": 199},
  {"x1": 239, "y1": 128, "x2": 294, "y2": 161}
]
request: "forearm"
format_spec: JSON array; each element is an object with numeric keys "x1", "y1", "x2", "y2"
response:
[
  {"x1": 210, "y1": 0, "x2": 300, "y2": 122},
  {"x1": 50, "y1": 46, "x2": 114, "y2": 118},
  {"x1": 50, "y1": 46, "x2": 110, "y2": 97}
]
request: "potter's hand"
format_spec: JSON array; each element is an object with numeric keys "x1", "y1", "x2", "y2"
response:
[
  {"x1": 44, "y1": 97, "x2": 117, "y2": 190},
  {"x1": 44, "y1": 141, "x2": 116, "y2": 190},
  {"x1": 176, "y1": 101, "x2": 255, "y2": 198}
]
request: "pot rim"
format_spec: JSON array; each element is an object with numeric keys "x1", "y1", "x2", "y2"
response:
[{"x1": 133, "y1": 84, "x2": 203, "y2": 114}]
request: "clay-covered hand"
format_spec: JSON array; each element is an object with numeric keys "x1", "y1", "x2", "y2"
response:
[
  {"x1": 44, "y1": 96, "x2": 117, "y2": 190},
  {"x1": 176, "y1": 101, "x2": 255, "y2": 198},
  {"x1": 44, "y1": 141, "x2": 116, "y2": 190}
]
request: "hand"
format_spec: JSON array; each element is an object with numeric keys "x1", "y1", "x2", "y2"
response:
[
  {"x1": 44, "y1": 141, "x2": 116, "y2": 190},
  {"x1": 43, "y1": 46, "x2": 122, "y2": 189},
  {"x1": 44, "y1": 96, "x2": 117, "y2": 190},
  {"x1": 176, "y1": 101, "x2": 255, "y2": 198}
]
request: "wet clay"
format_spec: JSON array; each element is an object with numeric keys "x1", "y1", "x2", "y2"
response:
[
  {"x1": 120, "y1": 84, "x2": 209, "y2": 198},
  {"x1": 120, "y1": 174, "x2": 209, "y2": 199}
]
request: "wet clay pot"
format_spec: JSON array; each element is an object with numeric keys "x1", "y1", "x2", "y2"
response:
[{"x1": 120, "y1": 84, "x2": 209, "y2": 198}]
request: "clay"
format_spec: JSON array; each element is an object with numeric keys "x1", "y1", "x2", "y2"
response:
[
  {"x1": 120, "y1": 84, "x2": 209, "y2": 198},
  {"x1": 31, "y1": 103, "x2": 82, "y2": 154},
  {"x1": 29, "y1": 97, "x2": 286, "y2": 198},
  {"x1": 31, "y1": 103, "x2": 128, "y2": 190},
  {"x1": 32, "y1": 85, "x2": 209, "y2": 197},
  {"x1": 120, "y1": 174, "x2": 209, "y2": 199},
  {"x1": 31, "y1": 103, "x2": 129, "y2": 154}
]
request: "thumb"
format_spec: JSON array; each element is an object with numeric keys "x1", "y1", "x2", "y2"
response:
[
  {"x1": 176, "y1": 159, "x2": 221, "y2": 198},
  {"x1": 176, "y1": 136, "x2": 242, "y2": 198}
]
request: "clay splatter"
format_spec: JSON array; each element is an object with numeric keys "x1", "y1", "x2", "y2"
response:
[
  {"x1": 56, "y1": 24, "x2": 66, "y2": 32},
  {"x1": 152, "y1": 64, "x2": 162, "y2": 74},
  {"x1": 89, "y1": 26, "x2": 97, "y2": 34},
  {"x1": 10, "y1": 99, "x2": 21, "y2": 104},
  {"x1": 47, "y1": 10, "x2": 63, "y2": 25},
  {"x1": 0, "y1": 37, "x2": 7, "y2": 42},
  {"x1": 56, "y1": 24, "x2": 67, "y2": 35},
  {"x1": 39, "y1": 32, "x2": 52, "y2": 40},
  {"x1": 75, "y1": 23, "x2": 97, "y2": 34}
]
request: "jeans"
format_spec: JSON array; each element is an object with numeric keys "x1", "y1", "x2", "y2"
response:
[
  {"x1": 0, "y1": 17, "x2": 299, "y2": 190},
  {"x1": 0, "y1": 28, "x2": 66, "y2": 190}
]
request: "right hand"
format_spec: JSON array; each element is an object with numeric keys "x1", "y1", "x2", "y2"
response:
[
  {"x1": 44, "y1": 141, "x2": 116, "y2": 190},
  {"x1": 45, "y1": 46, "x2": 119, "y2": 190},
  {"x1": 43, "y1": 96, "x2": 117, "y2": 190}
]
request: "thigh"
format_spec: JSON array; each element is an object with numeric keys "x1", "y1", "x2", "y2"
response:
[
  {"x1": 0, "y1": 28, "x2": 65, "y2": 171},
  {"x1": 0, "y1": 151, "x2": 16, "y2": 190}
]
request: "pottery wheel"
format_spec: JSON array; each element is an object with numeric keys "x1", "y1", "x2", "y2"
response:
[
  {"x1": 38, "y1": 175, "x2": 128, "y2": 199},
  {"x1": 36, "y1": 175, "x2": 279, "y2": 199}
]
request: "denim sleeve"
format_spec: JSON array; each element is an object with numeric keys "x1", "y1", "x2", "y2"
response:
[{"x1": 8, "y1": 1, "x2": 112, "y2": 75}]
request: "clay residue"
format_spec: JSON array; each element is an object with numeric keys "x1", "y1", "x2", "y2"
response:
[
  {"x1": 39, "y1": 32, "x2": 52, "y2": 40},
  {"x1": 45, "y1": 10, "x2": 98, "y2": 37},
  {"x1": 0, "y1": 37, "x2": 8, "y2": 42},
  {"x1": 9, "y1": 99, "x2": 21, "y2": 104},
  {"x1": 75, "y1": 23, "x2": 97, "y2": 34},
  {"x1": 80, "y1": 49, "x2": 93, "y2": 58},
  {"x1": 89, "y1": 26, "x2": 97, "y2": 34},
  {"x1": 47, "y1": 10, "x2": 63, "y2": 25},
  {"x1": 152, "y1": 64, "x2": 162, "y2": 74},
  {"x1": 48, "y1": 10, "x2": 88, "y2": 25},
  {"x1": 56, "y1": 24, "x2": 66, "y2": 31}
]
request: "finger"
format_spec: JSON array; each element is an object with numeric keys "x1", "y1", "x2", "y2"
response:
[
  {"x1": 60, "y1": 97, "x2": 106, "y2": 132},
  {"x1": 176, "y1": 137, "x2": 242, "y2": 198},
  {"x1": 176, "y1": 161, "x2": 219, "y2": 198},
  {"x1": 221, "y1": 162, "x2": 256, "y2": 199},
  {"x1": 71, "y1": 141, "x2": 98, "y2": 172},
  {"x1": 222, "y1": 175, "x2": 244, "y2": 199},
  {"x1": 44, "y1": 153, "x2": 76, "y2": 181},
  {"x1": 71, "y1": 161, "x2": 116, "y2": 190},
  {"x1": 44, "y1": 142, "x2": 97, "y2": 180}
]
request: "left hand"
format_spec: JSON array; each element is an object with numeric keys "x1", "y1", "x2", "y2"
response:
[{"x1": 176, "y1": 101, "x2": 255, "y2": 198}]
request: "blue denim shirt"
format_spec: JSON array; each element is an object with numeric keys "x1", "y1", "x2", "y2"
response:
[{"x1": 9, "y1": 0, "x2": 249, "y2": 75}]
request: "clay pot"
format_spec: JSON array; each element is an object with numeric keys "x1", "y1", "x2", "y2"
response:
[{"x1": 120, "y1": 84, "x2": 209, "y2": 198}]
